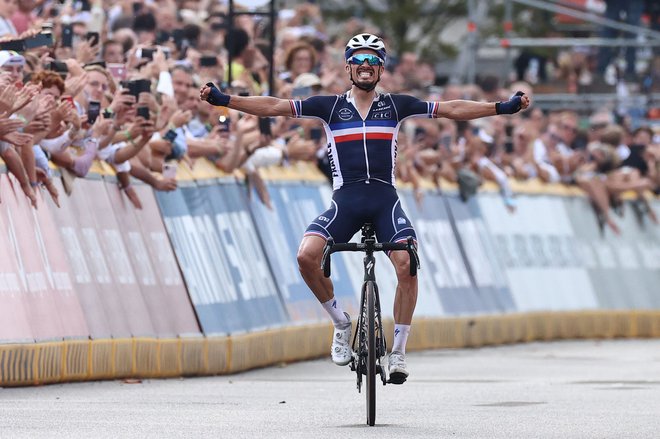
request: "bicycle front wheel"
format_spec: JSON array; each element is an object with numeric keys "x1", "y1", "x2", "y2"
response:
[{"x1": 365, "y1": 280, "x2": 376, "y2": 426}]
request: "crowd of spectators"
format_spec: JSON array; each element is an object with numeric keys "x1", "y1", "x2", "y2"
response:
[
  {"x1": 0, "y1": 0, "x2": 657, "y2": 235},
  {"x1": 514, "y1": 0, "x2": 660, "y2": 94}
]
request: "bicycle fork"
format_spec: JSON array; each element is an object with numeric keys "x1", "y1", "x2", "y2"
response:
[{"x1": 350, "y1": 253, "x2": 388, "y2": 391}]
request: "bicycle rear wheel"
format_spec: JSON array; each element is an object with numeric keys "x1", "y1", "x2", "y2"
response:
[{"x1": 365, "y1": 280, "x2": 376, "y2": 426}]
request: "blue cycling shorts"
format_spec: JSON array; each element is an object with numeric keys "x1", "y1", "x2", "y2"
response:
[{"x1": 305, "y1": 181, "x2": 416, "y2": 244}]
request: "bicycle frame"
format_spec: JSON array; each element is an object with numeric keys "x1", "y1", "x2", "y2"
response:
[{"x1": 320, "y1": 223, "x2": 419, "y2": 426}]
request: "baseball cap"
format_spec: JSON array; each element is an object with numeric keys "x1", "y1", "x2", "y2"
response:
[
  {"x1": 293, "y1": 73, "x2": 321, "y2": 88},
  {"x1": 0, "y1": 51, "x2": 26, "y2": 67}
]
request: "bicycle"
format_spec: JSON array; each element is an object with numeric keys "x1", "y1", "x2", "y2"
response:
[{"x1": 320, "y1": 223, "x2": 419, "y2": 426}]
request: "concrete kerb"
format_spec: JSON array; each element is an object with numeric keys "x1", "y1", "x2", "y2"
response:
[{"x1": 1, "y1": 310, "x2": 660, "y2": 387}]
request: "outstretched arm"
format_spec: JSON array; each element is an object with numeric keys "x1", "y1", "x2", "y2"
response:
[
  {"x1": 437, "y1": 92, "x2": 530, "y2": 120},
  {"x1": 199, "y1": 83, "x2": 293, "y2": 117}
]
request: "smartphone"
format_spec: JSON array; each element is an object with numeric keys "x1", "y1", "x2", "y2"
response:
[
  {"x1": 86, "y1": 31, "x2": 100, "y2": 46},
  {"x1": 49, "y1": 60, "x2": 68, "y2": 74},
  {"x1": 136, "y1": 47, "x2": 156, "y2": 60},
  {"x1": 136, "y1": 106, "x2": 150, "y2": 120},
  {"x1": 217, "y1": 119, "x2": 230, "y2": 132},
  {"x1": 164, "y1": 129, "x2": 177, "y2": 143},
  {"x1": 0, "y1": 39, "x2": 26, "y2": 52},
  {"x1": 200, "y1": 56, "x2": 218, "y2": 67},
  {"x1": 132, "y1": 1, "x2": 142, "y2": 13},
  {"x1": 102, "y1": 108, "x2": 114, "y2": 119},
  {"x1": 24, "y1": 32, "x2": 54, "y2": 49},
  {"x1": 61, "y1": 24, "x2": 73, "y2": 48},
  {"x1": 61, "y1": 95, "x2": 74, "y2": 105},
  {"x1": 139, "y1": 48, "x2": 155, "y2": 60},
  {"x1": 79, "y1": 0, "x2": 91, "y2": 12},
  {"x1": 87, "y1": 101, "x2": 101, "y2": 124},
  {"x1": 162, "y1": 163, "x2": 177, "y2": 179},
  {"x1": 310, "y1": 127, "x2": 322, "y2": 141},
  {"x1": 258, "y1": 117, "x2": 272, "y2": 136},
  {"x1": 135, "y1": 78, "x2": 151, "y2": 94},
  {"x1": 107, "y1": 63, "x2": 127, "y2": 80},
  {"x1": 128, "y1": 78, "x2": 151, "y2": 97}
]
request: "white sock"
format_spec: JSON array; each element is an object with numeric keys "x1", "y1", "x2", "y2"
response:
[
  {"x1": 392, "y1": 324, "x2": 410, "y2": 354},
  {"x1": 321, "y1": 298, "x2": 350, "y2": 328}
]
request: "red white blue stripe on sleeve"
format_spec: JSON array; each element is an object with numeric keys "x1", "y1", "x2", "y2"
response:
[
  {"x1": 428, "y1": 102, "x2": 440, "y2": 118},
  {"x1": 289, "y1": 100, "x2": 302, "y2": 117}
]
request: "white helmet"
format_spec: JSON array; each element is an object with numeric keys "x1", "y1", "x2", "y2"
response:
[{"x1": 345, "y1": 33, "x2": 386, "y2": 61}]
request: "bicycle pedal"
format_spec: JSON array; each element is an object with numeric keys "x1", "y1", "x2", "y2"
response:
[{"x1": 387, "y1": 372, "x2": 407, "y2": 385}]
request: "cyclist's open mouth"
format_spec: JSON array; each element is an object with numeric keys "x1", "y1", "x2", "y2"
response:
[{"x1": 357, "y1": 69, "x2": 374, "y2": 79}]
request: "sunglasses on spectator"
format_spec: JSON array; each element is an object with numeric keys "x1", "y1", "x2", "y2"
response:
[{"x1": 347, "y1": 54, "x2": 384, "y2": 66}]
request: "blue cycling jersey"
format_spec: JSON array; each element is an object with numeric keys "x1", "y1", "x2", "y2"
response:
[{"x1": 290, "y1": 91, "x2": 440, "y2": 190}]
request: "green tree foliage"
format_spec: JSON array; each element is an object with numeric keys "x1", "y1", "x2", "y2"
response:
[{"x1": 322, "y1": 0, "x2": 468, "y2": 62}]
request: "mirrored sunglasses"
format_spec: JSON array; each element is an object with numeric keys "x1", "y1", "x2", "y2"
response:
[{"x1": 347, "y1": 54, "x2": 384, "y2": 66}]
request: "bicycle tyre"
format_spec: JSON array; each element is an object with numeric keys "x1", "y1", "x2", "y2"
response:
[{"x1": 366, "y1": 280, "x2": 376, "y2": 426}]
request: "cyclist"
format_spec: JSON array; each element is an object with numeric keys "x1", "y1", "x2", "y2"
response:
[{"x1": 200, "y1": 33, "x2": 530, "y2": 383}]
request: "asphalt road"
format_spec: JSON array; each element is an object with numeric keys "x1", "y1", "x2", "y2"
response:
[{"x1": 1, "y1": 339, "x2": 659, "y2": 439}]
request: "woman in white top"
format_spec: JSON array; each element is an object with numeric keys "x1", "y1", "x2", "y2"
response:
[{"x1": 0, "y1": 0, "x2": 18, "y2": 38}]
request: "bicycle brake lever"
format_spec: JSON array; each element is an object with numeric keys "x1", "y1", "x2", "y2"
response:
[
  {"x1": 406, "y1": 237, "x2": 420, "y2": 276},
  {"x1": 321, "y1": 238, "x2": 334, "y2": 278}
]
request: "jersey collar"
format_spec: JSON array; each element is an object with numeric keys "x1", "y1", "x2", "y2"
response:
[{"x1": 346, "y1": 89, "x2": 381, "y2": 106}]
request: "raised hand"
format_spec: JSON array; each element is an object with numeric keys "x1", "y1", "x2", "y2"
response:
[
  {"x1": 12, "y1": 84, "x2": 40, "y2": 113},
  {"x1": 152, "y1": 47, "x2": 170, "y2": 73},
  {"x1": 75, "y1": 40, "x2": 100, "y2": 65},
  {"x1": 154, "y1": 178, "x2": 177, "y2": 192},
  {"x1": 64, "y1": 73, "x2": 89, "y2": 99},
  {"x1": 1, "y1": 131, "x2": 34, "y2": 147},
  {"x1": 91, "y1": 117, "x2": 114, "y2": 139},
  {"x1": 24, "y1": 105, "x2": 52, "y2": 136},
  {"x1": 496, "y1": 91, "x2": 531, "y2": 115},
  {"x1": 157, "y1": 95, "x2": 177, "y2": 129},
  {"x1": 110, "y1": 88, "x2": 137, "y2": 113},
  {"x1": 63, "y1": 103, "x2": 82, "y2": 129},
  {"x1": 169, "y1": 109, "x2": 192, "y2": 129},
  {"x1": 200, "y1": 82, "x2": 230, "y2": 107},
  {"x1": 51, "y1": 100, "x2": 71, "y2": 127},
  {"x1": 0, "y1": 115, "x2": 24, "y2": 138},
  {"x1": 0, "y1": 85, "x2": 18, "y2": 114},
  {"x1": 236, "y1": 113, "x2": 257, "y2": 134},
  {"x1": 140, "y1": 119, "x2": 156, "y2": 138},
  {"x1": 125, "y1": 117, "x2": 146, "y2": 140}
]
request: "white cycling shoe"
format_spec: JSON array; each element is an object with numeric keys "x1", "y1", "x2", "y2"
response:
[
  {"x1": 331, "y1": 313, "x2": 352, "y2": 366},
  {"x1": 388, "y1": 351, "x2": 409, "y2": 384}
]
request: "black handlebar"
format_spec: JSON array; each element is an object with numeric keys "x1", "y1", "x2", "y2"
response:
[{"x1": 321, "y1": 236, "x2": 420, "y2": 278}]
